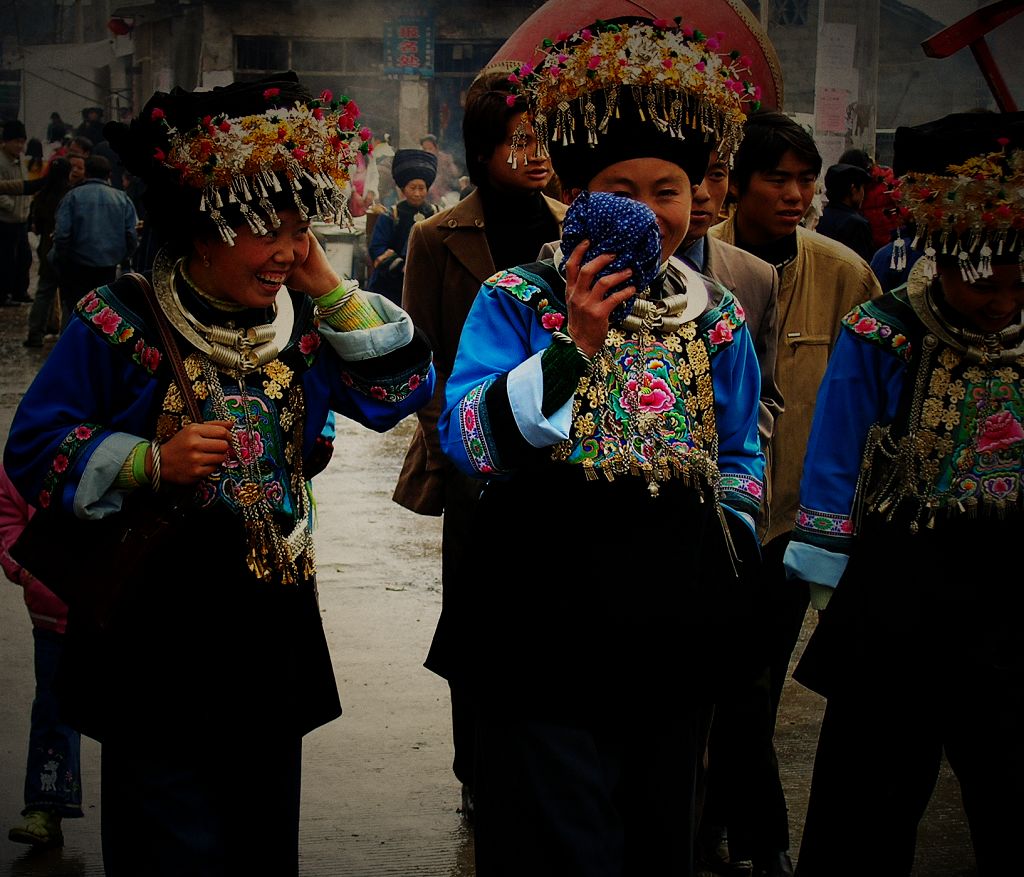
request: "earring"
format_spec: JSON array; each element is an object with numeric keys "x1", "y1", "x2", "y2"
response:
[{"x1": 201, "y1": 253, "x2": 211, "y2": 268}]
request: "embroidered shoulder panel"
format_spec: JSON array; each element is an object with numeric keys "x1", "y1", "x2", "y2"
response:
[
  {"x1": 76, "y1": 286, "x2": 164, "y2": 376},
  {"x1": 697, "y1": 291, "x2": 747, "y2": 356},
  {"x1": 841, "y1": 294, "x2": 913, "y2": 363},
  {"x1": 485, "y1": 268, "x2": 566, "y2": 331}
]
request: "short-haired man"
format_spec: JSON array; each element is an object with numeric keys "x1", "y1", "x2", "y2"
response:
[
  {"x1": 679, "y1": 152, "x2": 783, "y2": 444},
  {"x1": 705, "y1": 110, "x2": 881, "y2": 876},
  {"x1": 0, "y1": 120, "x2": 33, "y2": 306},
  {"x1": 53, "y1": 154, "x2": 138, "y2": 327}
]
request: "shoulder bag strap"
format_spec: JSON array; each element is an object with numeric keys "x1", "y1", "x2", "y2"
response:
[{"x1": 125, "y1": 272, "x2": 204, "y2": 424}]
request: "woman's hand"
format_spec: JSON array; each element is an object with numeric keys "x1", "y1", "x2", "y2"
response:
[
  {"x1": 564, "y1": 240, "x2": 635, "y2": 357},
  {"x1": 152, "y1": 420, "x2": 233, "y2": 485},
  {"x1": 289, "y1": 233, "x2": 341, "y2": 299}
]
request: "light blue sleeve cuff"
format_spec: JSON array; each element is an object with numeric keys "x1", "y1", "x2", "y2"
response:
[
  {"x1": 722, "y1": 505, "x2": 756, "y2": 539},
  {"x1": 318, "y1": 288, "x2": 415, "y2": 362},
  {"x1": 783, "y1": 540, "x2": 849, "y2": 588},
  {"x1": 74, "y1": 432, "x2": 145, "y2": 520},
  {"x1": 506, "y1": 350, "x2": 572, "y2": 448}
]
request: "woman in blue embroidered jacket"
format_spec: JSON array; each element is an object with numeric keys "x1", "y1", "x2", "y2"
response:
[
  {"x1": 426, "y1": 19, "x2": 764, "y2": 877},
  {"x1": 2, "y1": 74, "x2": 433, "y2": 876},
  {"x1": 784, "y1": 114, "x2": 1024, "y2": 876}
]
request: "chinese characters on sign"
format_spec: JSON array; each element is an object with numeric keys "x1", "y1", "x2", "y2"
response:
[{"x1": 384, "y1": 18, "x2": 435, "y2": 78}]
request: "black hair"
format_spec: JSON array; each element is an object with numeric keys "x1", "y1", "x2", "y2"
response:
[
  {"x1": 838, "y1": 148, "x2": 871, "y2": 170},
  {"x1": 32, "y1": 158, "x2": 72, "y2": 219},
  {"x1": 70, "y1": 135, "x2": 93, "y2": 156},
  {"x1": 731, "y1": 110, "x2": 822, "y2": 194},
  {"x1": 463, "y1": 70, "x2": 528, "y2": 188},
  {"x1": 85, "y1": 154, "x2": 112, "y2": 180}
]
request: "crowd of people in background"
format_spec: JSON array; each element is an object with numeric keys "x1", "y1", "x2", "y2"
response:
[{"x1": 1, "y1": 10, "x2": 1022, "y2": 877}]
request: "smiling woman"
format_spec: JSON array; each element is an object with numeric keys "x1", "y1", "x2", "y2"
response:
[{"x1": 2, "y1": 72, "x2": 434, "y2": 876}]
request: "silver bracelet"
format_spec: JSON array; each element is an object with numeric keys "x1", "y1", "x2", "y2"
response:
[
  {"x1": 313, "y1": 288, "x2": 356, "y2": 318},
  {"x1": 149, "y1": 438, "x2": 162, "y2": 493}
]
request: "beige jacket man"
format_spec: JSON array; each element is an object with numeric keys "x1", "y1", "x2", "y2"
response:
[{"x1": 710, "y1": 218, "x2": 882, "y2": 543}]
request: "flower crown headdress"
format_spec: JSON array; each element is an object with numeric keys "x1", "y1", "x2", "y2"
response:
[
  {"x1": 506, "y1": 18, "x2": 762, "y2": 169},
  {"x1": 894, "y1": 143, "x2": 1024, "y2": 281},
  {"x1": 149, "y1": 88, "x2": 372, "y2": 245}
]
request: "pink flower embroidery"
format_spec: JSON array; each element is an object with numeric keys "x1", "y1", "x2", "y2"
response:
[
  {"x1": 234, "y1": 430, "x2": 264, "y2": 465},
  {"x1": 464, "y1": 407, "x2": 476, "y2": 432},
  {"x1": 38, "y1": 490, "x2": 51, "y2": 509},
  {"x1": 408, "y1": 373, "x2": 421, "y2": 391},
  {"x1": 839, "y1": 519, "x2": 854, "y2": 534},
  {"x1": 53, "y1": 454, "x2": 69, "y2": 474},
  {"x1": 493, "y1": 273, "x2": 524, "y2": 288},
  {"x1": 625, "y1": 374, "x2": 676, "y2": 414},
  {"x1": 92, "y1": 307, "x2": 122, "y2": 336},
  {"x1": 854, "y1": 316, "x2": 878, "y2": 335},
  {"x1": 709, "y1": 320, "x2": 734, "y2": 346},
  {"x1": 541, "y1": 312, "x2": 565, "y2": 331},
  {"x1": 299, "y1": 332, "x2": 321, "y2": 355},
  {"x1": 340, "y1": 372, "x2": 354, "y2": 387},
  {"x1": 370, "y1": 385, "x2": 387, "y2": 400},
  {"x1": 82, "y1": 292, "x2": 101, "y2": 313},
  {"x1": 976, "y1": 410, "x2": 1024, "y2": 453},
  {"x1": 74, "y1": 425, "x2": 93, "y2": 440},
  {"x1": 141, "y1": 346, "x2": 161, "y2": 371},
  {"x1": 985, "y1": 475, "x2": 1016, "y2": 498},
  {"x1": 733, "y1": 302, "x2": 746, "y2": 322}
]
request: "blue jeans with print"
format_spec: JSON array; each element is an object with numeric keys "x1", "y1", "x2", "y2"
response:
[{"x1": 24, "y1": 628, "x2": 83, "y2": 817}]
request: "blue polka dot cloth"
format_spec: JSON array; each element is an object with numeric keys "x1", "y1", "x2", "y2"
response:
[{"x1": 559, "y1": 190, "x2": 663, "y2": 323}]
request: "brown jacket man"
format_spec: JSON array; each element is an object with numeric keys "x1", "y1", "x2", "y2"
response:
[{"x1": 392, "y1": 188, "x2": 567, "y2": 514}]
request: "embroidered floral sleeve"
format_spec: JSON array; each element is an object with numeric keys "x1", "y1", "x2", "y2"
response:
[
  {"x1": 841, "y1": 299, "x2": 912, "y2": 362},
  {"x1": 77, "y1": 287, "x2": 164, "y2": 375}
]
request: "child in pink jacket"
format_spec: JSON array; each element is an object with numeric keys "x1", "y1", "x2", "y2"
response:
[{"x1": 0, "y1": 464, "x2": 82, "y2": 847}]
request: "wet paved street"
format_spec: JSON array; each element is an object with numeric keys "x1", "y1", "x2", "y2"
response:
[{"x1": 0, "y1": 286, "x2": 977, "y2": 875}]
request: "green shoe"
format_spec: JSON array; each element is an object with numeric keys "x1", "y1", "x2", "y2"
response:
[{"x1": 8, "y1": 809, "x2": 64, "y2": 848}]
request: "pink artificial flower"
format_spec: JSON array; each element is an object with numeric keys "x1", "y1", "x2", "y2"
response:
[
  {"x1": 153, "y1": 147, "x2": 166, "y2": 161},
  {"x1": 507, "y1": 72, "x2": 520, "y2": 84},
  {"x1": 263, "y1": 87, "x2": 281, "y2": 100},
  {"x1": 682, "y1": 26, "x2": 694, "y2": 37},
  {"x1": 292, "y1": 147, "x2": 308, "y2": 160},
  {"x1": 694, "y1": 61, "x2": 706, "y2": 73},
  {"x1": 150, "y1": 108, "x2": 165, "y2": 121},
  {"x1": 580, "y1": 28, "x2": 593, "y2": 41},
  {"x1": 997, "y1": 136, "x2": 1011, "y2": 147},
  {"x1": 359, "y1": 126, "x2": 372, "y2": 141},
  {"x1": 557, "y1": 53, "x2": 568, "y2": 63},
  {"x1": 519, "y1": 62, "x2": 534, "y2": 77},
  {"x1": 506, "y1": 95, "x2": 517, "y2": 107},
  {"x1": 588, "y1": 55, "x2": 602, "y2": 70},
  {"x1": 662, "y1": 58, "x2": 674, "y2": 70},
  {"x1": 312, "y1": 108, "x2": 324, "y2": 121},
  {"x1": 653, "y1": 18, "x2": 672, "y2": 28},
  {"x1": 320, "y1": 89, "x2": 333, "y2": 103},
  {"x1": 219, "y1": 120, "x2": 231, "y2": 132}
]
